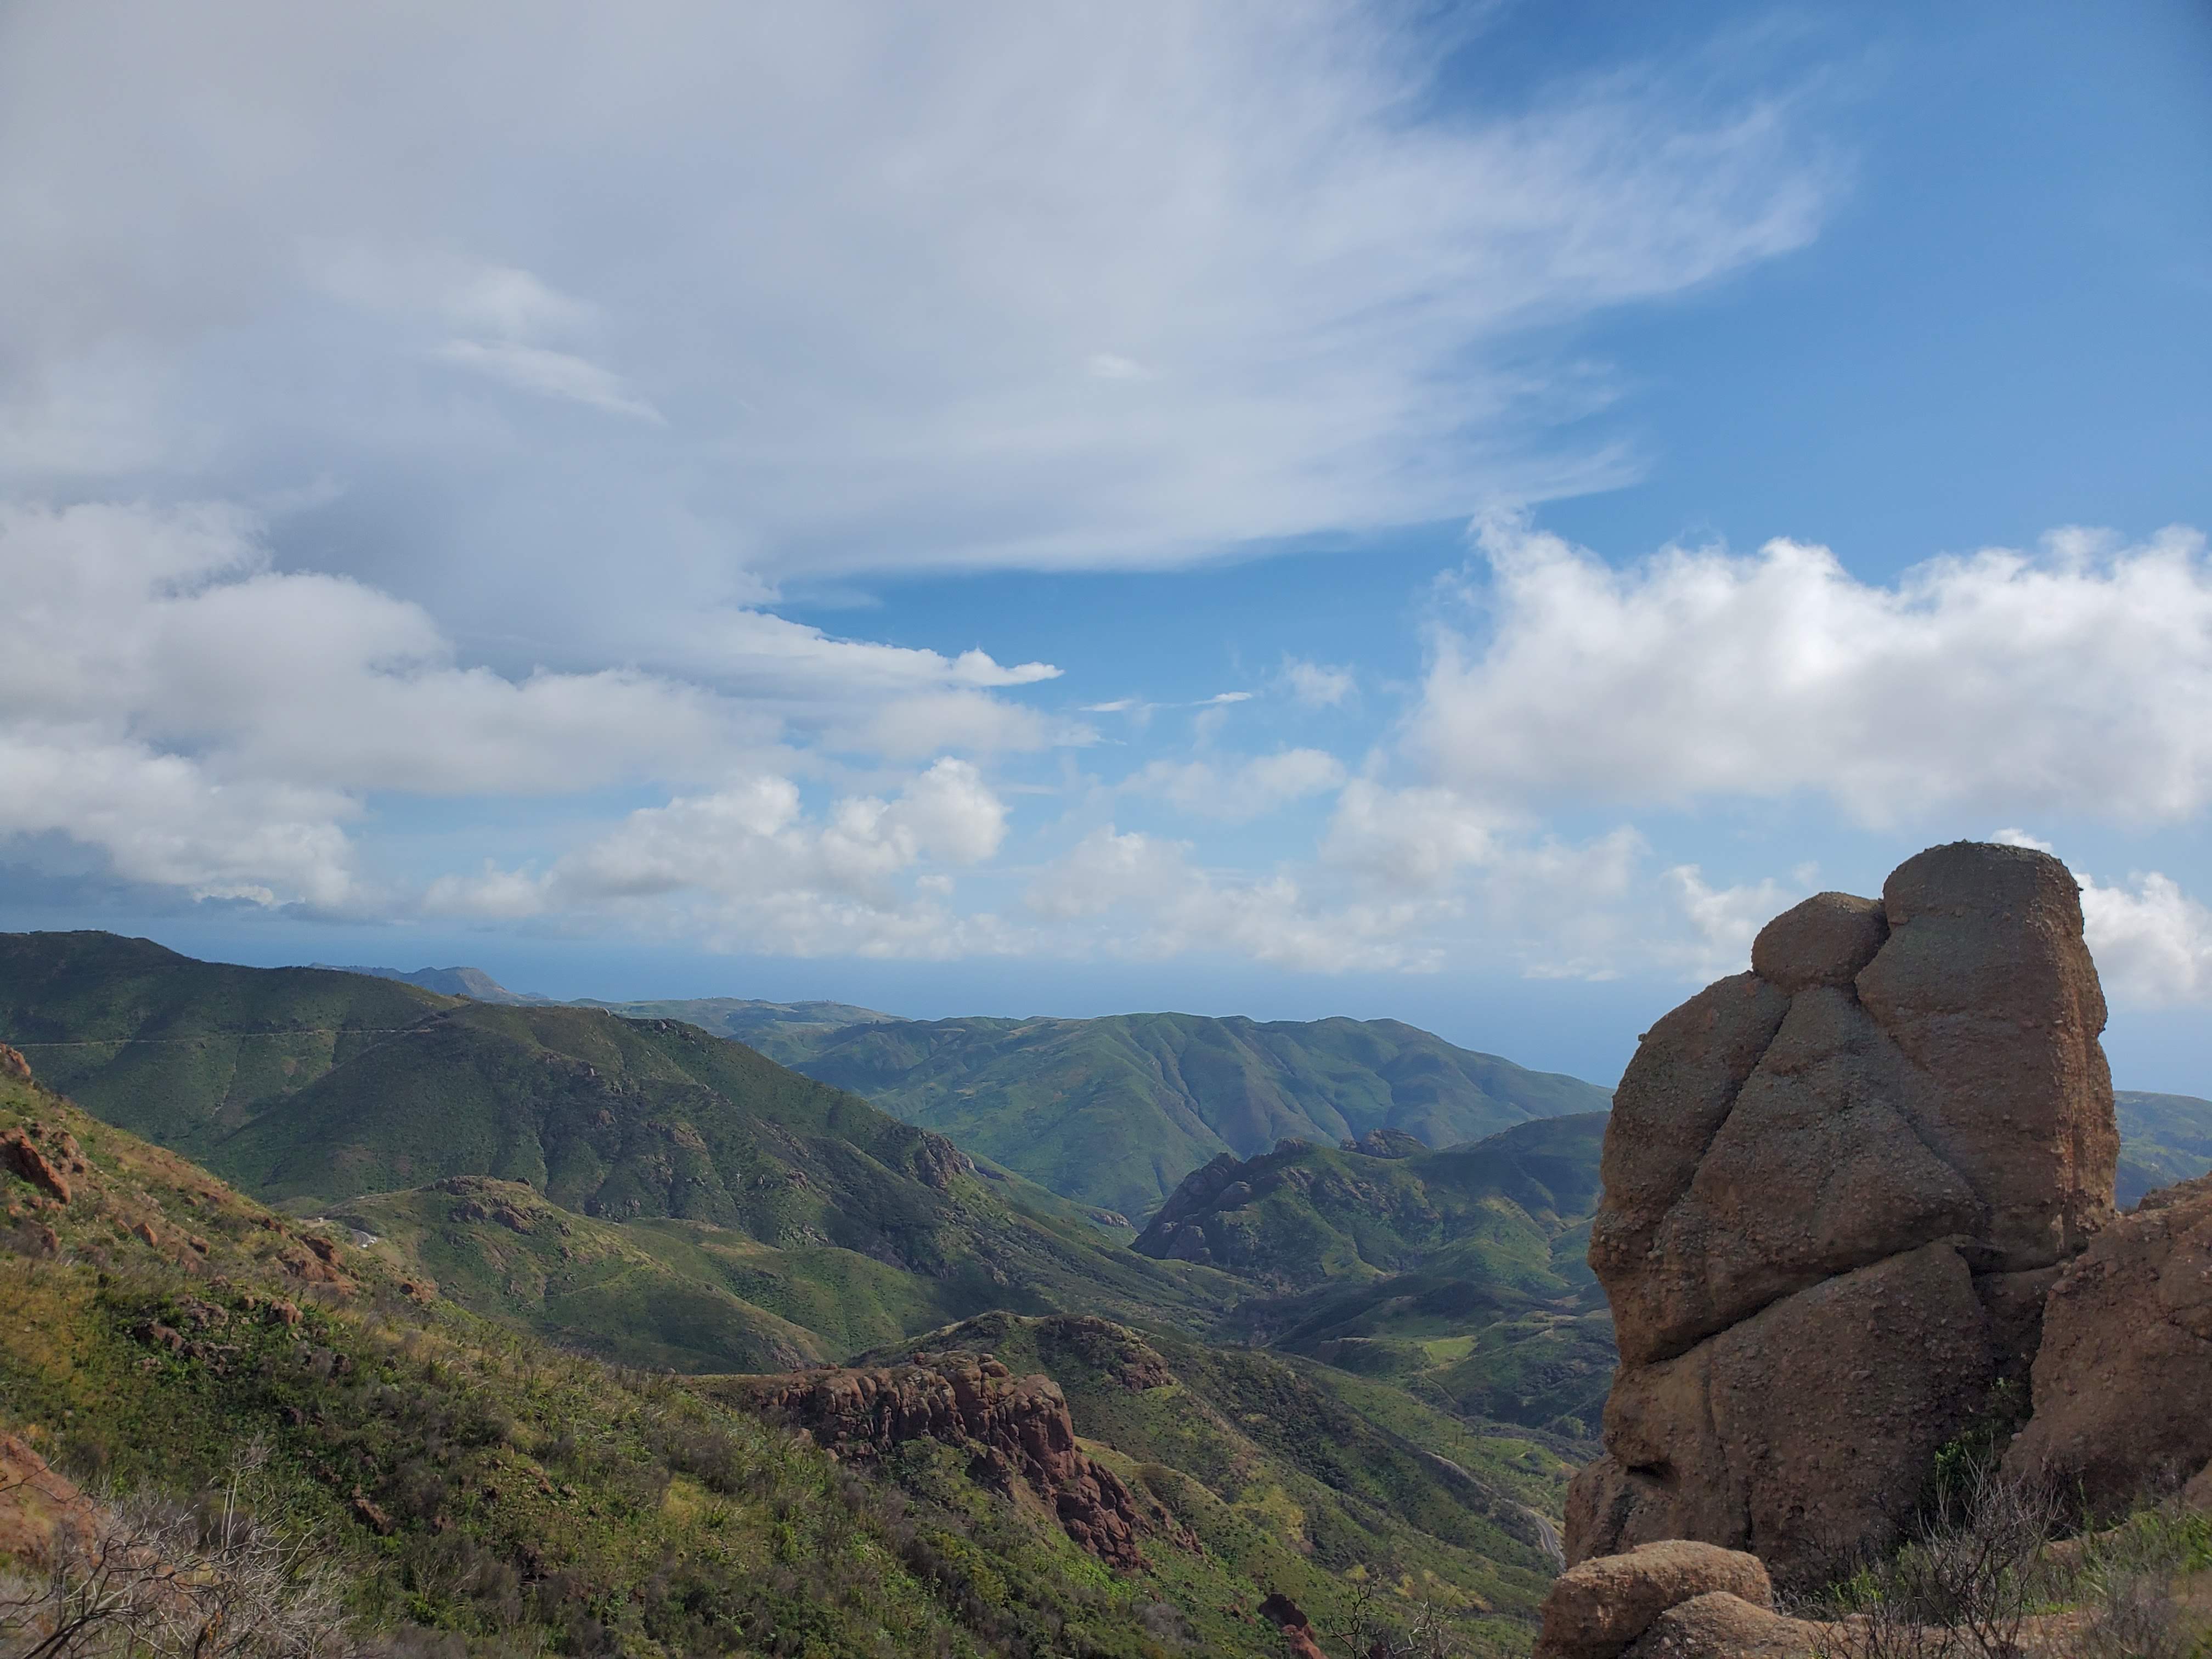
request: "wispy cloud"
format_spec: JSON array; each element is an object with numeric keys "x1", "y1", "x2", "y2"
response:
[{"x1": 431, "y1": 340, "x2": 665, "y2": 424}]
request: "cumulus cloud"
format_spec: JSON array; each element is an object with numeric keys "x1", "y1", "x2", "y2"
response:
[
  {"x1": 1024, "y1": 826, "x2": 1441, "y2": 973},
  {"x1": 1280, "y1": 657, "x2": 1356, "y2": 708},
  {"x1": 1128, "y1": 749, "x2": 1347, "y2": 821},
  {"x1": 1415, "y1": 519, "x2": 2212, "y2": 825},
  {"x1": 427, "y1": 759, "x2": 1014, "y2": 958},
  {"x1": 2079, "y1": 870, "x2": 2212, "y2": 1007},
  {"x1": 0, "y1": 500, "x2": 1063, "y2": 906}
]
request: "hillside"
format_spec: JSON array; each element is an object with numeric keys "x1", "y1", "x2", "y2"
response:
[
  {"x1": 0, "y1": 1059, "x2": 1565, "y2": 1655},
  {"x1": 1136, "y1": 1118, "x2": 1615, "y2": 1439},
  {"x1": 0, "y1": 932, "x2": 1238, "y2": 1363},
  {"x1": 2115, "y1": 1088, "x2": 2212, "y2": 1204},
  {"x1": 312, "y1": 961, "x2": 550, "y2": 1003},
  {"x1": 582, "y1": 995, "x2": 903, "y2": 1064},
  {"x1": 770, "y1": 1011, "x2": 1613, "y2": 1219}
]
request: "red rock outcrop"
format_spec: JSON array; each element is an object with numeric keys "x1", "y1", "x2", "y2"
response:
[
  {"x1": 0, "y1": 1042, "x2": 31, "y2": 1082},
  {"x1": 733, "y1": 1351, "x2": 1160, "y2": 1568},
  {"x1": 2002, "y1": 1172, "x2": 2212, "y2": 1511},
  {"x1": 1567, "y1": 843, "x2": 2115, "y2": 1587},
  {"x1": 3, "y1": 1126, "x2": 72, "y2": 1204}
]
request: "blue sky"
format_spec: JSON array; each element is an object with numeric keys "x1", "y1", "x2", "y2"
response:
[{"x1": 2, "y1": 1, "x2": 2208, "y2": 1091}]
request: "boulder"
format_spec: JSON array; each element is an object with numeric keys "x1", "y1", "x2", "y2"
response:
[
  {"x1": 1567, "y1": 842, "x2": 2116, "y2": 1588},
  {"x1": 2, "y1": 1127, "x2": 71, "y2": 1204},
  {"x1": 1750, "y1": 891, "x2": 1887, "y2": 994},
  {"x1": 0, "y1": 1042, "x2": 30, "y2": 1082},
  {"x1": 1622, "y1": 1593, "x2": 1833, "y2": 1659},
  {"x1": 2002, "y1": 1173, "x2": 2212, "y2": 1513},
  {"x1": 1532, "y1": 1540, "x2": 1773, "y2": 1659}
]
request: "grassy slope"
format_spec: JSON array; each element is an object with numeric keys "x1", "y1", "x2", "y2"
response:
[
  {"x1": 0, "y1": 933, "x2": 1240, "y2": 1363},
  {"x1": 3, "y1": 1074, "x2": 1459, "y2": 1658},
  {"x1": 839, "y1": 1313, "x2": 1571, "y2": 1644},
  {"x1": 2, "y1": 1062, "x2": 1559, "y2": 1654},
  {"x1": 0, "y1": 930, "x2": 447, "y2": 1156},
  {"x1": 2115, "y1": 1090, "x2": 2212, "y2": 1207},
  {"x1": 584, "y1": 996, "x2": 901, "y2": 1065},
  {"x1": 772, "y1": 1011, "x2": 1613, "y2": 1219},
  {"x1": 1136, "y1": 1117, "x2": 1616, "y2": 1440}
]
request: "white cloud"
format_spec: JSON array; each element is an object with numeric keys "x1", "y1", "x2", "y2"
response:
[
  {"x1": 1128, "y1": 749, "x2": 1348, "y2": 821},
  {"x1": 0, "y1": 1, "x2": 1833, "y2": 634},
  {"x1": 1322, "y1": 780, "x2": 1505, "y2": 893},
  {"x1": 1663, "y1": 864, "x2": 1799, "y2": 984},
  {"x1": 428, "y1": 760, "x2": 1014, "y2": 960},
  {"x1": 2079, "y1": 870, "x2": 2212, "y2": 1008},
  {"x1": 1415, "y1": 518, "x2": 2212, "y2": 825},
  {"x1": 1281, "y1": 657, "x2": 1356, "y2": 708},
  {"x1": 0, "y1": 500, "x2": 1066, "y2": 906},
  {"x1": 1024, "y1": 826, "x2": 1441, "y2": 973},
  {"x1": 431, "y1": 340, "x2": 665, "y2": 424},
  {"x1": 0, "y1": 732, "x2": 358, "y2": 910}
]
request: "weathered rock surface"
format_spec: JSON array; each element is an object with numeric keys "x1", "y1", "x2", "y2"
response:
[
  {"x1": 1571, "y1": 1243, "x2": 1995, "y2": 1577},
  {"x1": 0, "y1": 1042, "x2": 31, "y2": 1082},
  {"x1": 1565, "y1": 842, "x2": 2116, "y2": 1590},
  {"x1": 1622, "y1": 1593, "x2": 1834, "y2": 1659},
  {"x1": 730, "y1": 1351, "x2": 1164, "y2": 1568},
  {"x1": 2003, "y1": 1172, "x2": 2212, "y2": 1512},
  {"x1": 3, "y1": 1125, "x2": 72, "y2": 1204},
  {"x1": 1532, "y1": 1539, "x2": 1774, "y2": 1659}
]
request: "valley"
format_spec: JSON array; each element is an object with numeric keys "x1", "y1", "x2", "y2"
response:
[{"x1": 3, "y1": 927, "x2": 2207, "y2": 1657}]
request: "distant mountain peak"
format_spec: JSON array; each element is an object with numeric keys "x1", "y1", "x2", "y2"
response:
[{"x1": 309, "y1": 963, "x2": 545, "y2": 1003}]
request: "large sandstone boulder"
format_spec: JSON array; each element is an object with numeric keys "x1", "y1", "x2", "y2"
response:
[
  {"x1": 1567, "y1": 842, "x2": 2115, "y2": 1588},
  {"x1": 1622, "y1": 1593, "x2": 1834, "y2": 1659},
  {"x1": 1533, "y1": 1540, "x2": 1773, "y2": 1659},
  {"x1": 2002, "y1": 1172, "x2": 2212, "y2": 1512}
]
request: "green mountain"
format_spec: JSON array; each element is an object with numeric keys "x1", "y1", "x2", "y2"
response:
[
  {"x1": 0, "y1": 1064, "x2": 1564, "y2": 1656},
  {"x1": 764, "y1": 1009, "x2": 1613, "y2": 1220},
  {"x1": 1135, "y1": 1117, "x2": 1615, "y2": 1440},
  {"x1": 580, "y1": 994, "x2": 901, "y2": 1065},
  {"x1": 2115, "y1": 1089, "x2": 2212, "y2": 1206},
  {"x1": 312, "y1": 961, "x2": 550, "y2": 1002},
  {"x1": 0, "y1": 932, "x2": 1235, "y2": 1362}
]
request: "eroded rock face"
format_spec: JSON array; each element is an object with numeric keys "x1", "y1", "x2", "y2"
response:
[
  {"x1": 1566, "y1": 842, "x2": 2115, "y2": 1588},
  {"x1": 732, "y1": 1351, "x2": 1163, "y2": 1568},
  {"x1": 2002, "y1": 1173, "x2": 2212, "y2": 1513},
  {"x1": 0, "y1": 1043, "x2": 31, "y2": 1082}
]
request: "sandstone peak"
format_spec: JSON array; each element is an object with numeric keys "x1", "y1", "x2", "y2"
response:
[{"x1": 1567, "y1": 840, "x2": 2117, "y2": 1586}]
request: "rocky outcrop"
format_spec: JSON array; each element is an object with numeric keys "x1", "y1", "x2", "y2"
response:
[
  {"x1": 2002, "y1": 1172, "x2": 2212, "y2": 1511},
  {"x1": 1533, "y1": 1540, "x2": 1775, "y2": 1659},
  {"x1": 733, "y1": 1351, "x2": 1162, "y2": 1568},
  {"x1": 1258, "y1": 1591, "x2": 1328, "y2": 1659},
  {"x1": 3, "y1": 1123, "x2": 76, "y2": 1204},
  {"x1": 1532, "y1": 1540, "x2": 1839, "y2": 1659},
  {"x1": 1568, "y1": 843, "x2": 2115, "y2": 1586},
  {"x1": 0, "y1": 1042, "x2": 31, "y2": 1082}
]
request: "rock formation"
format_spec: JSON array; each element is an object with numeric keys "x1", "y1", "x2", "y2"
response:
[
  {"x1": 2002, "y1": 1171, "x2": 2212, "y2": 1510},
  {"x1": 0, "y1": 1042, "x2": 31, "y2": 1082},
  {"x1": 1568, "y1": 842, "x2": 2116, "y2": 1585},
  {"x1": 729, "y1": 1350, "x2": 1165, "y2": 1568},
  {"x1": 1533, "y1": 1540, "x2": 1838, "y2": 1659}
]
